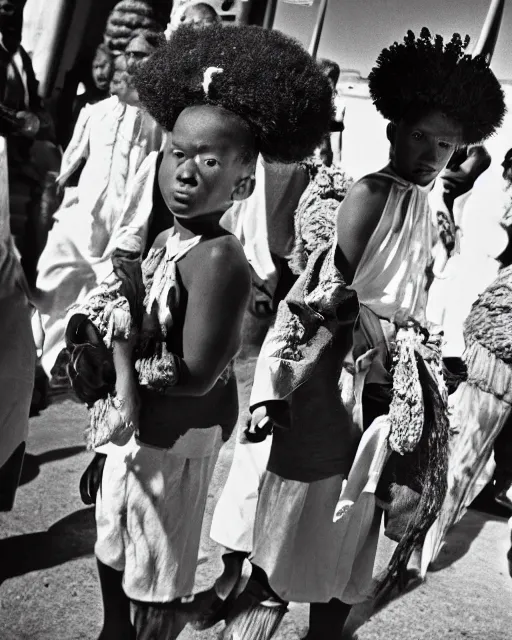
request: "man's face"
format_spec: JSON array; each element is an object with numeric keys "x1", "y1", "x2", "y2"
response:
[
  {"x1": 158, "y1": 105, "x2": 255, "y2": 219},
  {"x1": 92, "y1": 50, "x2": 112, "y2": 92},
  {"x1": 180, "y1": 6, "x2": 218, "y2": 29},
  {"x1": 502, "y1": 151, "x2": 512, "y2": 183},
  {"x1": 390, "y1": 110, "x2": 463, "y2": 187},
  {"x1": 0, "y1": 0, "x2": 24, "y2": 53},
  {"x1": 125, "y1": 34, "x2": 155, "y2": 74}
]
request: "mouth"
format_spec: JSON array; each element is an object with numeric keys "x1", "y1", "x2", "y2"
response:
[
  {"x1": 415, "y1": 165, "x2": 437, "y2": 175},
  {"x1": 171, "y1": 190, "x2": 194, "y2": 205}
]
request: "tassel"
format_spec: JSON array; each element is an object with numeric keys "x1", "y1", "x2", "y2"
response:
[
  {"x1": 375, "y1": 353, "x2": 449, "y2": 600},
  {"x1": 222, "y1": 600, "x2": 287, "y2": 640}
]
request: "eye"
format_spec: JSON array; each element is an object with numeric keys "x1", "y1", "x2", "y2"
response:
[
  {"x1": 172, "y1": 149, "x2": 185, "y2": 159},
  {"x1": 438, "y1": 141, "x2": 451, "y2": 150},
  {"x1": 411, "y1": 131, "x2": 423, "y2": 140},
  {"x1": 204, "y1": 158, "x2": 219, "y2": 168}
]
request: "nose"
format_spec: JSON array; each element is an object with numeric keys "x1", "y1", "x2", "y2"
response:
[
  {"x1": 177, "y1": 158, "x2": 198, "y2": 186},
  {"x1": 422, "y1": 141, "x2": 444, "y2": 166}
]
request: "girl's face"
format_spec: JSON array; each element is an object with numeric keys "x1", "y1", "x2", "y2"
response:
[
  {"x1": 389, "y1": 110, "x2": 463, "y2": 186},
  {"x1": 158, "y1": 105, "x2": 255, "y2": 219}
]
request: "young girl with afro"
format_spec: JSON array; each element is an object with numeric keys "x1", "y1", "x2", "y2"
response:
[
  {"x1": 65, "y1": 23, "x2": 333, "y2": 640},
  {"x1": 223, "y1": 28, "x2": 505, "y2": 640}
]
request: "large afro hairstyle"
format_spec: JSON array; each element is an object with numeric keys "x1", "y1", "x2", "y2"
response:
[
  {"x1": 368, "y1": 28, "x2": 506, "y2": 145},
  {"x1": 134, "y1": 24, "x2": 334, "y2": 163}
]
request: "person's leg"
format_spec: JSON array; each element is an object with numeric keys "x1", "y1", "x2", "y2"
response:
[
  {"x1": 96, "y1": 560, "x2": 135, "y2": 640},
  {"x1": 494, "y1": 412, "x2": 512, "y2": 512},
  {"x1": 305, "y1": 599, "x2": 352, "y2": 640},
  {"x1": 214, "y1": 550, "x2": 248, "y2": 599}
]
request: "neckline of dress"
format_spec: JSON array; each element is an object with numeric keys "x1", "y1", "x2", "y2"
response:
[{"x1": 385, "y1": 163, "x2": 436, "y2": 193}]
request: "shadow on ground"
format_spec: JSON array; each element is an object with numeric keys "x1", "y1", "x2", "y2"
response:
[
  {"x1": 0, "y1": 507, "x2": 95, "y2": 584},
  {"x1": 19, "y1": 445, "x2": 86, "y2": 486}
]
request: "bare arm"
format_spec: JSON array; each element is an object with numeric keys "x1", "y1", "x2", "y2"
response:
[
  {"x1": 336, "y1": 176, "x2": 392, "y2": 282},
  {"x1": 165, "y1": 236, "x2": 252, "y2": 397}
]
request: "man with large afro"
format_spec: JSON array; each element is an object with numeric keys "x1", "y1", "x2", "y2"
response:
[{"x1": 66, "y1": 23, "x2": 333, "y2": 640}]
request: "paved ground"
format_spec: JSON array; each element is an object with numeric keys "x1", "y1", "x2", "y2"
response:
[{"x1": 1, "y1": 325, "x2": 512, "y2": 639}]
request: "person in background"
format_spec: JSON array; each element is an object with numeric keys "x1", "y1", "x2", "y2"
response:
[
  {"x1": 34, "y1": 31, "x2": 165, "y2": 392},
  {"x1": 0, "y1": 130, "x2": 35, "y2": 512},
  {"x1": 68, "y1": 44, "x2": 113, "y2": 140},
  {"x1": 180, "y1": 2, "x2": 221, "y2": 28},
  {"x1": 0, "y1": 0, "x2": 59, "y2": 287},
  {"x1": 435, "y1": 145, "x2": 492, "y2": 266},
  {"x1": 317, "y1": 58, "x2": 345, "y2": 167}
]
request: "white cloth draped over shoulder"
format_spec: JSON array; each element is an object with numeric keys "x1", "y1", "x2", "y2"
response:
[{"x1": 35, "y1": 98, "x2": 164, "y2": 376}]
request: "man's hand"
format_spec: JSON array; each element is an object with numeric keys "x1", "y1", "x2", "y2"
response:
[{"x1": 16, "y1": 110, "x2": 40, "y2": 137}]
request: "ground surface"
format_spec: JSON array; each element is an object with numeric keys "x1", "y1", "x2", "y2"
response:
[{"x1": 1, "y1": 316, "x2": 512, "y2": 639}]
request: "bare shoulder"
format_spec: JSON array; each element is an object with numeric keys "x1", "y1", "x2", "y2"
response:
[
  {"x1": 344, "y1": 173, "x2": 393, "y2": 207},
  {"x1": 181, "y1": 234, "x2": 251, "y2": 292},
  {"x1": 337, "y1": 173, "x2": 393, "y2": 229}
]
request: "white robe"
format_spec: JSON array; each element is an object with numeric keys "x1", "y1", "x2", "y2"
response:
[{"x1": 35, "y1": 97, "x2": 164, "y2": 377}]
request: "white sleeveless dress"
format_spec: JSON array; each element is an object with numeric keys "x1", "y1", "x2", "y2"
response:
[{"x1": 249, "y1": 164, "x2": 439, "y2": 605}]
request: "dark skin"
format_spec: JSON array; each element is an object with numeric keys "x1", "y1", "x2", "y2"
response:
[
  {"x1": 112, "y1": 105, "x2": 255, "y2": 446},
  {"x1": 246, "y1": 109, "x2": 464, "y2": 437}
]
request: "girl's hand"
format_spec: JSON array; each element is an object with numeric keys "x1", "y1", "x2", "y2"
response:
[{"x1": 242, "y1": 405, "x2": 273, "y2": 443}]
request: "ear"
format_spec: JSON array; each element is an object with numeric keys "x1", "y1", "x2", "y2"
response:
[
  {"x1": 386, "y1": 122, "x2": 397, "y2": 145},
  {"x1": 232, "y1": 174, "x2": 256, "y2": 202}
]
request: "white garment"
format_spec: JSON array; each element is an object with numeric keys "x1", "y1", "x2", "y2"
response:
[
  {"x1": 350, "y1": 164, "x2": 436, "y2": 326},
  {"x1": 96, "y1": 428, "x2": 223, "y2": 602},
  {"x1": 36, "y1": 100, "x2": 163, "y2": 376},
  {"x1": 210, "y1": 427, "x2": 272, "y2": 553}
]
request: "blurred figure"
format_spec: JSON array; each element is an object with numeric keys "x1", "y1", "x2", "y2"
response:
[
  {"x1": 0, "y1": 134, "x2": 35, "y2": 511},
  {"x1": 435, "y1": 145, "x2": 491, "y2": 264},
  {"x1": 70, "y1": 44, "x2": 113, "y2": 131},
  {"x1": 180, "y1": 2, "x2": 221, "y2": 28},
  {"x1": 317, "y1": 58, "x2": 345, "y2": 167},
  {"x1": 34, "y1": 32, "x2": 165, "y2": 389},
  {"x1": 123, "y1": 30, "x2": 166, "y2": 105},
  {"x1": 109, "y1": 53, "x2": 128, "y2": 98},
  {"x1": 0, "y1": 0, "x2": 60, "y2": 286}
]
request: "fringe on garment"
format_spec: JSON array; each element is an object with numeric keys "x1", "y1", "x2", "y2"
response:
[
  {"x1": 85, "y1": 394, "x2": 134, "y2": 450},
  {"x1": 463, "y1": 265, "x2": 512, "y2": 365},
  {"x1": 289, "y1": 161, "x2": 353, "y2": 276},
  {"x1": 375, "y1": 351, "x2": 450, "y2": 599},
  {"x1": 463, "y1": 341, "x2": 512, "y2": 405},
  {"x1": 222, "y1": 598, "x2": 287, "y2": 640}
]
